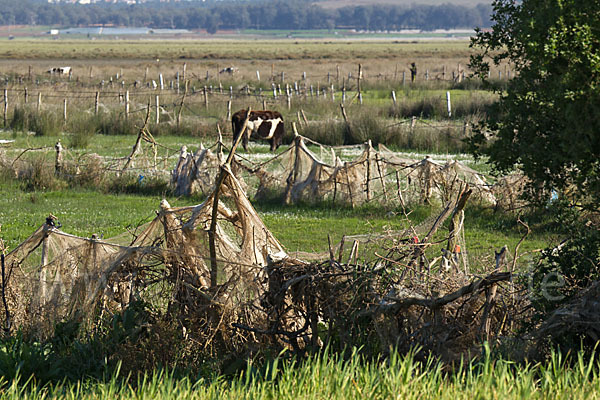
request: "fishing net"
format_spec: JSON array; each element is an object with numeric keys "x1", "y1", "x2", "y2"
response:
[{"x1": 3, "y1": 168, "x2": 287, "y2": 343}]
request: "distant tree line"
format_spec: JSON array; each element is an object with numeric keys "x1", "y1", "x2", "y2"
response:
[{"x1": 0, "y1": 0, "x2": 492, "y2": 32}]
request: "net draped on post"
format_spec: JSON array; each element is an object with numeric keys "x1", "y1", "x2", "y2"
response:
[
  {"x1": 171, "y1": 135, "x2": 499, "y2": 208},
  {"x1": 3, "y1": 168, "x2": 290, "y2": 344}
]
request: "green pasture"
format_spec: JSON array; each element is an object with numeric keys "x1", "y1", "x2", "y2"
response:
[{"x1": 0, "y1": 135, "x2": 552, "y2": 271}]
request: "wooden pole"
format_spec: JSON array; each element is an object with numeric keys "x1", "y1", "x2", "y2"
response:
[
  {"x1": 155, "y1": 95, "x2": 160, "y2": 124},
  {"x1": 40, "y1": 232, "x2": 48, "y2": 303},
  {"x1": 94, "y1": 91, "x2": 99, "y2": 115},
  {"x1": 209, "y1": 108, "x2": 252, "y2": 288},
  {"x1": 37, "y1": 92, "x2": 42, "y2": 112},
  {"x1": 24, "y1": 87, "x2": 28, "y2": 104},
  {"x1": 63, "y1": 98, "x2": 67, "y2": 123},
  {"x1": 203, "y1": 86, "x2": 208, "y2": 109},
  {"x1": 365, "y1": 140, "x2": 371, "y2": 202},
  {"x1": 301, "y1": 109, "x2": 308, "y2": 126},
  {"x1": 446, "y1": 91, "x2": 452, "y2": 118},
  {"x1": 125, "y1": 90, "x2": 130, "y2": 119},
  {"x1": 346, "y1": 164, "x2": 355, "y2": 209},
  {"x1": 357, "y1": 63, "x2": 362, "y2": 99},
  {"x1": 177, "y1": 80, "x2": 188, "y2": 128},
  {"x1": 55, "y1": 140, "x2": 63, "y2": 175},
  {"x1": 3, "y1": 89, "x2": 7, "y2": 128},
  {"x1": 375, "y1": 153, "x2": 388, "y2": 202},
  {"x1": 340, "y1": 103, "x2": 349, "y2": 124},
  {"x1": 226, "y1": 99, "x2": 232, "y2": 121}
]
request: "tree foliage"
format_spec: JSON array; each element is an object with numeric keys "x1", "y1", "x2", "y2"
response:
[
  {"x1": 0, "y1": 0, "x2": 492, "y2": 32},
  {"x1": 469, "y1": 0, "x2": 600, "y2": 207}
]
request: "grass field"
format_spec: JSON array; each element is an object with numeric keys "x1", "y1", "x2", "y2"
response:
[{"x1": 0, "y1": 38, "x2": 585, "y2": 398}]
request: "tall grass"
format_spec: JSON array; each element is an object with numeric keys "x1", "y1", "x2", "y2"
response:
[
  {"x1": 1, "y1": 346, "x2": 599, "y2": 399},
  {"x1": 10, "y1": 106, "x2": 62, "y2": 136}
]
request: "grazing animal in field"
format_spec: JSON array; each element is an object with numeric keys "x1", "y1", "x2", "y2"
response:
[
  {"x1": 231, "y1": 109, "x2": 285, "y2": 152},
  {"x1": 220, "y1": 67, "x2": 238, "y2": 75},
  {"x1": 47, "y1": 66, "x2": 71, "y2": 75}
]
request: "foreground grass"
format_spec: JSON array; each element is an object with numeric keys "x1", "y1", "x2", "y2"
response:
[{"x1": 1, "y1": 348, "x2": 599, "y2": 399}]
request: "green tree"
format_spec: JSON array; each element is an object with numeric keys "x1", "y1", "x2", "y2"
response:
[{"x1": 469, "y1": 0, "x2": 600, "y2": 208}]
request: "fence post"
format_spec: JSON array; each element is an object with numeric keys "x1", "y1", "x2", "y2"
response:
[
  {"x1": 256, "y1": 70, "x2": 260, "y2": 81},
  {"x1": 357, "y1": 63, "x2": 362, "y2": 99},
  {"x1": 40, "y1": 225, "x2": 49, "y2": 303},
  {"x1": 182, "y1": 62, "x2": 187, "y2": 82},
  {"x1": 37, "y1": 92, "x2": 42, "y2": 112},
  {"x1": 446, "y1": 91, "x2": 452, "y2": 118},
  {"x1": 24, "y1": 87, "x2": 28, "y2": 104},
  {"x1": 63, "y1": 98, "x2": 67, "y2": 124},
  {"x1": 391, "y1": 90, "x2": 397, "y2": 107},
  {"x1": 3, "y1": 89, "x2": 7, "y2": 128},
  {"x1": 155, "y1": 95, "x2": 160, "y2": 124},
  {"x1": 204, "y1": 86, "x2": 208, "y2": 109},
  {"x1": 159, "y1": 73, "x2": 164, "y2": 91},
  {"x1": 226, "y1": 99, "x2": 232, "y2": 121},
  {"x1": 55, "y1": 140, "x2": 63, "y2": 176},
  {"x1": 94, "y1": 91, "x2": 99, "y2": 115},
  {"x1": 125, "y1": 90, "x2": 130, "y2": 119}
]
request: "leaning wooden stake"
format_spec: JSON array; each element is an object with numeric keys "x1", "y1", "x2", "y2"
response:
[
  {"x1": 447, "y1": 186, "x2": 472, "y2": 273},
  {"x1": 208, "y1": 107, "x2": 252, "y2": 288},
  {"x1": 447, "y1": 186, "x2": 472, "y2": 251},
  {"x1": 122, "y1": 104, "x2": 151, "y2": 174},
  {"x1": 177, "y1": 80, "x2": 188, "y2": 128}
]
